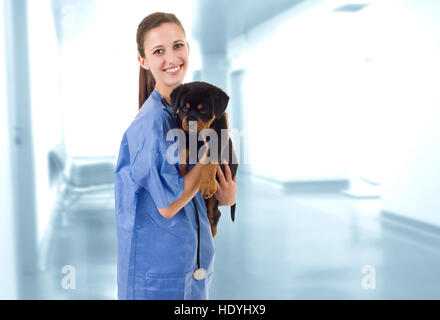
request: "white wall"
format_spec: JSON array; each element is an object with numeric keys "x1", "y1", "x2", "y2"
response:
[
  {"x1": 376, "y1": 0, "x2": 440, "y2": 226},
  {"x1": 227, "y1": 0, "x2": 353, "y2": 182},
  {"x1": 201, "y1": 53, "x2": 229, "y2": 90},
  {"x1": 27, "y1": 0, "x2": 65, "y2": 248},
  {"x1": 228, "y1": 0, "x2": 440, "y2": 226},
  {"x1": 0, "y1": 0, "x2": 18, "y2": 299}
]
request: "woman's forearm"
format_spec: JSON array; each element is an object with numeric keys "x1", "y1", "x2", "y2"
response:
[{"x1": 157, "y1": 162, "x2": 204, "y2": 219}]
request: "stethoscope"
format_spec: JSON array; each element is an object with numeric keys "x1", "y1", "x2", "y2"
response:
[{"x1": 161, "y1": 95, "x2": 207, "y2": 281}]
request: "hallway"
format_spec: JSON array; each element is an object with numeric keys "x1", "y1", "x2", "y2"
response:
[{"x1": 31, "y1": 173, "x2": 440, "y2": 299}]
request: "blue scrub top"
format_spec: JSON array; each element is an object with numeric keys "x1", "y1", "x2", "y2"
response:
[{"x1": 114, "y1": 89, "x2": 215, "y2": 300}]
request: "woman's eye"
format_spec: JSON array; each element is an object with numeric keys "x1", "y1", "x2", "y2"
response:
[
  {"x1": 175, "y1": 43, "x2": 184, "y2": 49},
  {"x1": 153, "y1": 49, "x2": 163, "y2": 55}
]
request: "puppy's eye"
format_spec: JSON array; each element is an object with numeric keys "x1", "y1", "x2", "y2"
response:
[
  {"x1": 197, "y1": 104, "x2": 207, "y2": 114},
  {"x1": 183, "y1": 103, "x2": 191, "y2": 112},
  {"x1": 182, "y1": 105, "x2": 189, "y2": 112}
]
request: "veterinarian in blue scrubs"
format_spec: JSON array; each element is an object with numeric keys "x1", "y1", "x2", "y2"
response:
[{"x1": 114, "y1": 12, "x2": 236, "y2": 300}]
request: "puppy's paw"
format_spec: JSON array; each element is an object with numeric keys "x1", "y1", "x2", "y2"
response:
[{"x1": 200, "y1": 178, "x2": 217, "y2": 199}]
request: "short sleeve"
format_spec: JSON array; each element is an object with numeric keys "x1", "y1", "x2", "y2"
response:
[{"x1": 131, "y1": 135, "x2": 185, "y2": 209}]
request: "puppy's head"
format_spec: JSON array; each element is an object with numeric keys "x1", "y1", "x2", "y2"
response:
[{"x1": 170, "y1": 81, "x2": 229, "y2": 132}]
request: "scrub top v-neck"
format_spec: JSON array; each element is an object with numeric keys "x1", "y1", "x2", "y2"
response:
[{"x1": 114, "y1": 88, "x2": 215, "y2": 300}]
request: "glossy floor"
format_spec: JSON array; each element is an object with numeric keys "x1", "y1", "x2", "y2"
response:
[{"x1": 27, "y1": 174, "x2": 440, "y2": 299}]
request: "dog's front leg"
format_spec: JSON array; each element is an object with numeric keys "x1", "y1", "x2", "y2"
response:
[{"x1": 200, "y1": 164, "x2": 218, "y2": 199}]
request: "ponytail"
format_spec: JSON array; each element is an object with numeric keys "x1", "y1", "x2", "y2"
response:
[{"x1": 138, "y1": 67, "x2": 156, "y2": 110}]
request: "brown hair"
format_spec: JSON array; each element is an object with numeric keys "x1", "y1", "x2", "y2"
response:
[{"x1": 136, "y1": 12, "x2": 186, "y2": 110}]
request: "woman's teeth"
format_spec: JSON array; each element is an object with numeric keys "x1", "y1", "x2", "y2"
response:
[{"x1": 165, "y1": 65, "x2": 181, "y2": 73}]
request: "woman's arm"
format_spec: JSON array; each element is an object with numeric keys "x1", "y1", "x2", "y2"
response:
[
  {"x1": 157, "y1": 142, "x2": 210, "y2": 219},
  {"x1": 157, "y1": 161, "x2": 205, "y2": 219}
]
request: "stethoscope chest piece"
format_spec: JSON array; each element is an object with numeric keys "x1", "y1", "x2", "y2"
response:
[{"x1": 193, "y1": 268, "x2": 207, "y2": 281}]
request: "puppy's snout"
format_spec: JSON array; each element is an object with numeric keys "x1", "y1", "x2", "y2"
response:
[
  {"x1": 182, "y1": 117, "x2": 198, "y2": 132},
  {"x1": 187, "y1": 115, "x2": 198, "y2": 122}
]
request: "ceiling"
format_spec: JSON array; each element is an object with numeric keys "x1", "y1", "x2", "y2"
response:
[
  {"x1": 50, "y1": 0, "x2": 305, "y2": 55},
  {"x1": 192, "y1": 0, "x2": 304, "y2": 54}
]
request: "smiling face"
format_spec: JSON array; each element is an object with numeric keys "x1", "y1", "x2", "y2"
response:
[{"x1": 138, "y1": 22, "x2": 189, "y2": 96}]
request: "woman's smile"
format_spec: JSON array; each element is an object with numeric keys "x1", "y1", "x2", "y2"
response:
[{"x1": 163, "y1": 63, "x2": 183, "y2": 75}]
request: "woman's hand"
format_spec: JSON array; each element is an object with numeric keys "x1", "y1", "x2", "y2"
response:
[{"x1": 214, "y1": 160, "x2": 236, "y2": 206}]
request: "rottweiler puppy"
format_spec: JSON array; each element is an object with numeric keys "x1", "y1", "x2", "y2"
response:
[{"x1": 170, "y1": 81, "x2": 238, "y2": 238}]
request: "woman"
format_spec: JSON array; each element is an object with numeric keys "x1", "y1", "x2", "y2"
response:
[{"x1": 114, "y1": 12, "x2": 236, "y2": 300}]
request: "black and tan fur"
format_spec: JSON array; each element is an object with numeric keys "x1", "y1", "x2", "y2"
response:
[{"x1": 170, "y1": 81, "x2": 238, "y2": 237}]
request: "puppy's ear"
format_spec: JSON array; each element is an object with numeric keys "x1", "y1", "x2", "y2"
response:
[
  {"x1": 170, "y1": 85, "x2": 187, "y2": 113},
  {"x1": 211, "y1": 88, "x2": 230, "y2": 118}
]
